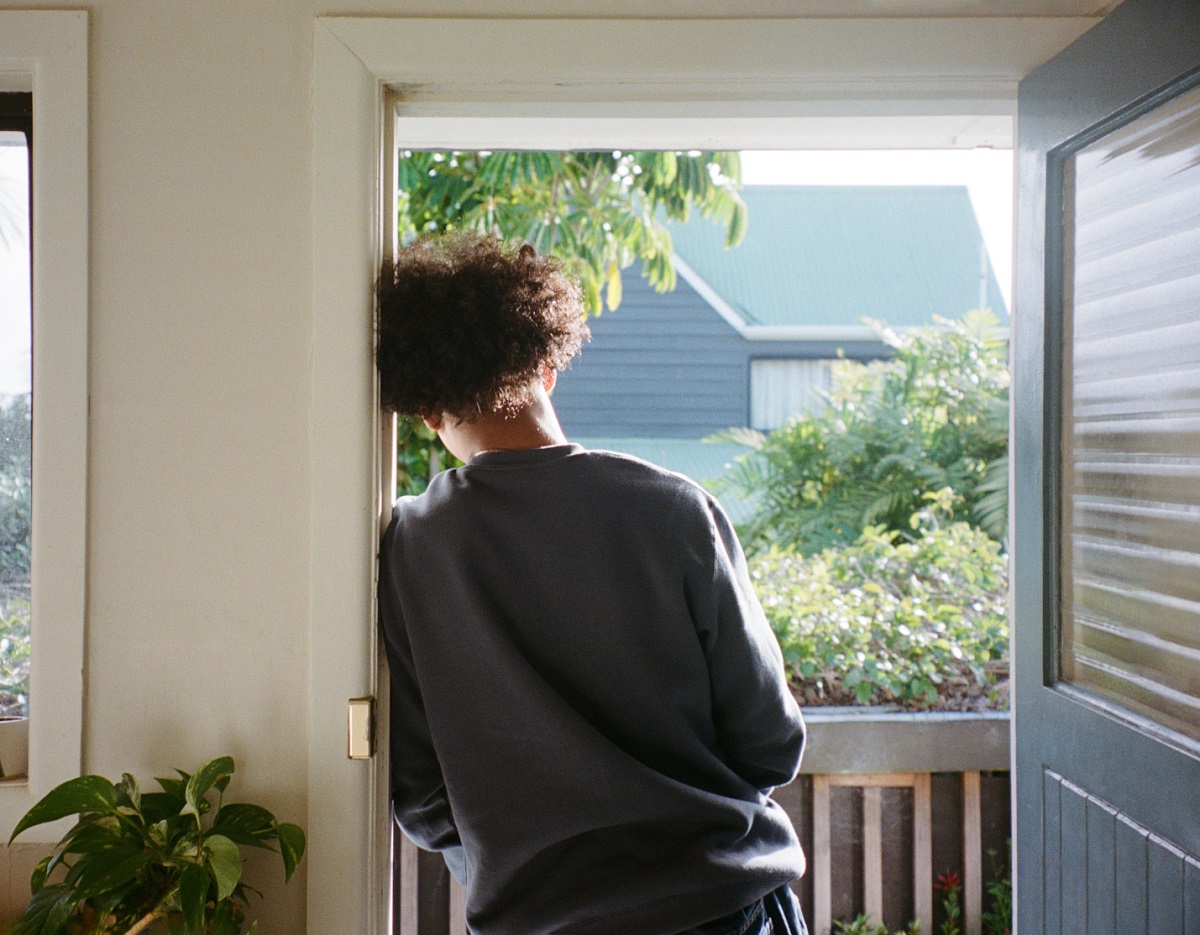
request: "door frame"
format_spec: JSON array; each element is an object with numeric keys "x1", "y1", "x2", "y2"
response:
[{"x1": 309, "y1": 14, "x2": 1100, "y2": 931}]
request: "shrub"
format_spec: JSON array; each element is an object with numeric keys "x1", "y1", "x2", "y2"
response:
[
  {"x1": 0, "y1": 394, "x2": 32, "y2": 584},
  {"x1": 0, "y1": 588, "x2": 29, "y2": 717},
  {"x1": 719, "y1": 311, "x2": 1008, "y2": 555},
  {"x1": 751, "y1": 520, "x2": 1008, "y2": 710}
]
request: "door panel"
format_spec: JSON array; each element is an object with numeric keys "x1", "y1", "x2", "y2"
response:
[{"x1": 1014, "y1": 0, "x2": 1200, "y2": 930}]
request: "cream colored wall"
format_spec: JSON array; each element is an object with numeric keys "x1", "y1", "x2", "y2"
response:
[
  {"x1": 0, "y1": 0, "x2": 1110, "y2": 929},
  {"x1": 0, "y1": 1, "x2": 315, "y2": 929}
]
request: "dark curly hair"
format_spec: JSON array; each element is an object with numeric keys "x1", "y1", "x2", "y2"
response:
[{"x1": 376, "y1": 233, "x2": 590, "y2": 420}]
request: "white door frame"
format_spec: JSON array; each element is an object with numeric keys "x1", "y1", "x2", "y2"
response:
[{"x1": 309, "y1": 14, "x2": 1100, "y2": 932}]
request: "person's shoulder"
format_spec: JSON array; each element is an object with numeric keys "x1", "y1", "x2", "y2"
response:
[
  {"x1": 574, "y1": 448, "x2": 719, "y2": 515},
  {"x1": 577, "y1": 448, "x2": 705, "y2": 493},
  {"x1": 389, "y1": 475, "x2": 461, "y2": 528}
]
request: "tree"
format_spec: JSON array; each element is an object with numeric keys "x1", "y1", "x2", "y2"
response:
[
  {"x1": 392, "y1": 149, "x2": 747, "y2": 493},
  {"x1": 0, "y1": 394, "x2": 31, "y2": 585},
  {"x1": 716, "y1": 310, "x2": 1009, "y2": 554},
  {"x1": 396, "y1": 150, "x2": 746, "y2": 316}
]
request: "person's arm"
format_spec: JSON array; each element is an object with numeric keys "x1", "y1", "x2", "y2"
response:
[
  {"x1": 684, "y1": 492, "x2": 806, "y2": 792},
  {"x1": 379, "y1": 512, "x2": 467, "y2": 882}
]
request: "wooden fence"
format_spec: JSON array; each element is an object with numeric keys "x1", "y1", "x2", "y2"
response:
[{"x1": 393, "y1": 768, "x2": 1011, "y2": 935}]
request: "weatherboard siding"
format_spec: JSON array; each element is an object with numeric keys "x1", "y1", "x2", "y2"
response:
[{"x1": 554, "y1": 262, "x2": 884, "y2": 439}]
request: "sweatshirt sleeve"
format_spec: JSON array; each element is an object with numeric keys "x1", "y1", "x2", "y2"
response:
[
  {"x1": 684, "y1": 491, "x2": 806, "y2": 792},
  {"x1": 379, "y1": 510, "x2": 467, "y2": 882}
]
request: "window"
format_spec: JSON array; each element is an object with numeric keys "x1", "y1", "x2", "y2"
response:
[
  {"x1": 0, "y1": 93, "x2": 32, "y2": 741},
  {"x1": 750, "y1": 358, "x2": 840, "y2": 431},
  {"x1": 1059, "y1": 78, "x2": 1200, "y2": 741},
  {"x1": 0, "y1": 11, "x2": 87, "y2": 830}
]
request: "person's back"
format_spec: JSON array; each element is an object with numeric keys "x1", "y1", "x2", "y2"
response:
[{"x1": 376, "y1": 234, "x2": 808, "y2": 935}]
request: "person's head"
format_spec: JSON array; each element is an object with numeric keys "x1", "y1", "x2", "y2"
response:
[{"x1": 376, "y1": 232, "x2": 590, "y2": 424}]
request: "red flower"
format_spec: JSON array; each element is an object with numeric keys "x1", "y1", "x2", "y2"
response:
[{"x1": 936, "y1": 870, "x2": 962, "y2": 892}]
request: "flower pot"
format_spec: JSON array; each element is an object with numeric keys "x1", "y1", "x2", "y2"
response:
[
  {"x1": 797, "y1": 707, "x2": 1010, "y2": 774},
  {"x1": 0, "y1": 716, "x2": 29, "y2": 779}
]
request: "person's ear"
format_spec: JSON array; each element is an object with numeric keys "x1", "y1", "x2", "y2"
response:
[
  {"x1": 541, "y1": 366, "x2": 558, "y2": 393},
  {"x1": 423, "y1": 414, "x2": 444, "y2": 432}
]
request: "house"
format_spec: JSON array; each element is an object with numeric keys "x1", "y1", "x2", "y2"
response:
[
  {"x1": 553, "y1": 185, "x2": 1008, "y2": 517},
  {"x1": 1, "y1": 2, "x2": 1195, "y2": 932}
]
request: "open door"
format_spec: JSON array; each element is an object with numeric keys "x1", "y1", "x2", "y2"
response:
[{"x1": 1013, "y1": 0, "x2": 1200, "y2": 931}]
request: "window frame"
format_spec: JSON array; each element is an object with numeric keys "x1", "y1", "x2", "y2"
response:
[{"x1": 0, "y1": 11, "x2": 88, "y2": 838}]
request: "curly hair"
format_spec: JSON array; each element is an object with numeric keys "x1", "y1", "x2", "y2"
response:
[{"x1": 376, "y1": 233, "x2": 590, "y2": 421}]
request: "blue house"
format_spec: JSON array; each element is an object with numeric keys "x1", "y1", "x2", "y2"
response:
[{"x1": 552, "y1": 185, "x2": 1008, "y2": 515}]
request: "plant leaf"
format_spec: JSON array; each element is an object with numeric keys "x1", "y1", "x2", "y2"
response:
[
  {"x1": 275, "y1": 823, "x2": 306, "y2": 882},
  {"x1": 29, "y1": 853, "x2": 52, "y2": 894},
  {"x1": 9, "y1": 775, "x2": 119, "y2": 843},
  {"x1": 204, "y1": 834, "x2": 244, "y2": 902},
  {"x1": 178, "y1": 862, "x2": 210, "y2": 935},
  {"x1": 116, "y1": 772, "x2": 142, "y2": 813},
  {"x1": 214, "y1": 803, "x2": 277, "y2": 848},
  {"x1": 155, "y1": 776, "x2": 186, "y2": 800},
  {"x1": 12, "y1": 883, "x2": 75, "y2": 935},
  {"x1": 183, "y1": 756, "x2": 235, "y2": 819},
  {"x1": 72, "y1": 849, "x2": 151, "y2": 901}
]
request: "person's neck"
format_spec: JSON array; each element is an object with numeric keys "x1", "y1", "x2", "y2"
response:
[{"x1": 453, "y1": 390, "x2": 568, "y2": 462}]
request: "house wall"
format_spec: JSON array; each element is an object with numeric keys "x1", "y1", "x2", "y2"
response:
[{"x1": 554, "y1": 262, "x2": 886, "y2": 439}]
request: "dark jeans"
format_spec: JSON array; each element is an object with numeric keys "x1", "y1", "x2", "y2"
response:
[{"x1": 675, "y1": 884, "x2": 809, "y2": 935}]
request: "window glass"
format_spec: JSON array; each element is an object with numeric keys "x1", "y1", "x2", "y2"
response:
[
  {"x1": 1060, "y1": 80, "x2": 1200, "y2": 740},
  {"x1": 750, "y1": 358, "x2": 837, "y2": 430},
  {"x1": 0, "y1": 124, "x2": 31, "y2": 720}
]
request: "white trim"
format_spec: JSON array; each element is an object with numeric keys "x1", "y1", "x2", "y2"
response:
[
  {"x1": 311, "y1": 21, "x2": 383, "y2": 935},
  {"x1": 743, "y1": 325, "x2": 881, "y2": 341},
  {"x1": 0, "y1": 11, "x2": 88, "y2": 840},
  {"x1": 327, "y1": 17, "x2": 1096, "y2": 109},
  {"x1": 311, "y1": 14, "x2": 1075, "y2": 928},
  {"x1": 670, "y1": 254, "x2": 748, "y2": 332}
]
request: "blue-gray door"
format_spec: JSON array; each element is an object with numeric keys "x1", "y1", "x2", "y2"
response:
[{"x1": 1013, "y1": 1, "x2": 1200, "y2": 931}]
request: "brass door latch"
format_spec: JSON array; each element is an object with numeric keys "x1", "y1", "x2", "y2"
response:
[{"x1": 347, "y1": 696, "x2": 374, "y2": 759}]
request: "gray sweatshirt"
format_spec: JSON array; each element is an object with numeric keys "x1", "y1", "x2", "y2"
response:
[{"x1": 378, "y1": 444, "x2": 806, "y2": 935}]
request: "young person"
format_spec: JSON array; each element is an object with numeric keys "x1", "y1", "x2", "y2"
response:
[{"x1": 377, "y1": 233, "x2": 808, "y2": 935}]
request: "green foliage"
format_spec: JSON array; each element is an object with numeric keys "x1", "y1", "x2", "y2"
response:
[
  {"x1": 936, "y1": 871, "x2": 963, "y2": 935},
  {"x1": 9, "y1": 756, "x2": 305, "y2": 935},
  {"x1": 396, "y1": 149, "x2": 746, "y2": 316},
  {"x1": 751, "y1": 521, "x2": 1008, "y2": 709},
  {"x1": 0, "y1": 589, "x2": 30, "y2": 717},
  {"x1": 981, "y1": 844, "x2": 1012, "y2": 935},
  {"x1": 834, "y1": 914, "x2": 920, "y2": 935},
  {"x1": 718, "y1": 311, "x2": 1009, "y2": 555},
  {"x1": 0, "y1": 394, "x2": 32, "y2": 584},
  {"x1": 394, "y1": 418, "x2": 462, "y2": 498},
  {"x1": 0, "y1": 396, "x2": 37, "y2": 718}
]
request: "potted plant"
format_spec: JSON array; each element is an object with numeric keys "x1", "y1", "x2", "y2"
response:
[{"x1": 8, "y1": 755, "x2": 304, "y2": 934}]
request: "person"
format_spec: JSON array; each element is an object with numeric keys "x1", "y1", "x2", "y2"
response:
[{"x1": 376, "y1": 233, "x2": 808, "y2": 935}]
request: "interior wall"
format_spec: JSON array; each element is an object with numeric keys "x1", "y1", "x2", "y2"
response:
[{"x1": 0, "y1": 0, "x2": 1108, "y2": 929}]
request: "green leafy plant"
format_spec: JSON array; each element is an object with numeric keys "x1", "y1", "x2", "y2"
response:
[
  {"x1": 9, "y1": 756, "x2": 305, "y2": 935},
  {"x1": 0, "y1": 393, "x2": 32, "y2": 585},
  {"x1": 397, "y1": 149, "x2": 746, "y2": 316},
  {"x1": 0, "y1": 588, "x2": 30, "y2": 717},
  {"x1": 981, "y1": 844, "x2": 1012, "y2": 935},
  {"x1": 716, "y1": 311, "x2": 1009, "y2": 555},
  {"x1": 395, "y1": 418, "x2": 463, "y2": 497},
  {"x1": 833, "y1": 914, "x2": 920, "y2": 935},
  {"x1": 936, "y1": 871, "x2": 963, "y2": 935},
  {"x1": 751, "y1": 519, "x2": 1008, "y2": 710}
]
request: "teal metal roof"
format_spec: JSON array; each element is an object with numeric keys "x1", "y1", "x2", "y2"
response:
[
  {"x1": 668, "y1": 185, "x2": 1008, "y2": 329},
  {"x1": 573, "y1": 437, "x2": 757, "y2": 524}
]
